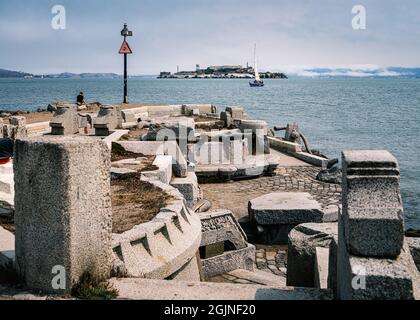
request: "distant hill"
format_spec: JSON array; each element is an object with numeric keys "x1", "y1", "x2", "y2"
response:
[
  {"x1": 45, "y1": 72, "x2": 120, "y2": 79},
  {"x1": 0, "y1": 68, "x2": 33, "y2": 78},
  {"x1": 0, "y1": 69, "x2": 120, "y2": 79}
]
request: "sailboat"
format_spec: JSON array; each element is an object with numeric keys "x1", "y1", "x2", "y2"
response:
[{"x1": 249, "y1": 44, "x2": 264, "y2": 87}]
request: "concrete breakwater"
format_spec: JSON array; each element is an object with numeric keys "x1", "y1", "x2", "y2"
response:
[{"x1": 0, "y1": 102, "x2": 419, "y2": 300}]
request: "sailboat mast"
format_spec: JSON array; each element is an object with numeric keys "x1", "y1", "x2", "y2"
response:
[{"x1": 254, "y1": 43, "x2": 260, "y2": 82}]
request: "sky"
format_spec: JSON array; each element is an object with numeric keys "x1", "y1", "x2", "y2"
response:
[{"x1": 0, "y1": 0, "x2": 420, "y2": 75}]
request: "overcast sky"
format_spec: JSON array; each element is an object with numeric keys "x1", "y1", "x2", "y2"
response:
[{"x1": 1, "y1": 0, "x2": 419, "y2": 74}]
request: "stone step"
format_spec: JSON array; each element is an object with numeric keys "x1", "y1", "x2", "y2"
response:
[
  {"x1": 109, "y1": 277, "x2": 332, "y2": 300},
  {"x1": 227, "y1": 268, "x2": 286, "y2": 287}
]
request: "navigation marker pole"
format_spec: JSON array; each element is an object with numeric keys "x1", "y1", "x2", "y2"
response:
[{"x1": 119, "y1": 23, "x2": 133, "y2": 104}]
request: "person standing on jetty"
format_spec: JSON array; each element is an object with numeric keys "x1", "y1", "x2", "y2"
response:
[{"x1": 76, "y1": 92, "x2": 85, "y2": 105}]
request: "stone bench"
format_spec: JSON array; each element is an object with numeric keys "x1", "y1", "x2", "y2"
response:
[{"x1": 248, "y1": 192, "x2": 324, "y2": 244}]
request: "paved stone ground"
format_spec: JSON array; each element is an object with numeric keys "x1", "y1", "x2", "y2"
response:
[
  {"x1": 201, "y1": 166, "x2": 342, "y2": 221},
  {"x1": 201, "y1": 153, "x2": 341, "y2": 283}
]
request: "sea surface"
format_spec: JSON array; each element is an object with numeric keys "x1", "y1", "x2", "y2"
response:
[{"x1": 1, "y1": 77, "x2": 419, "y2": 229}]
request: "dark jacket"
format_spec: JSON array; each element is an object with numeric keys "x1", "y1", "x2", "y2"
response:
[{"x1": 77, "y1": 94, "x2": 84, "y2": 104}]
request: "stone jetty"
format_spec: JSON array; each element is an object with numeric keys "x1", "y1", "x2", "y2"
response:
[{"x1": 0, "y1": 103, "x2": 418, "y2": 300}]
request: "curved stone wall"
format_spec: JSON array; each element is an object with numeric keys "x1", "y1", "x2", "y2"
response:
[{"x1": 111, "y1": 177, "x2": 202, "y2": 280}]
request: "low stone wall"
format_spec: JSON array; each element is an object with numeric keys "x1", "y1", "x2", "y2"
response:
[
  {"x1": 115, "y1": 141, "x2": 188, "y2": 177},
  {"x1": 121, "y1": 104, "x2": 217, "y2": 122},
  {"x1": 199, "y1": 209, "x2": 255, "y2": 278}
]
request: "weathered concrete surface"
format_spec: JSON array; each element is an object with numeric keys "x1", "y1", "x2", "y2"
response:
[
  {"x1": 268, "y1": 136, "x2": 302, "y2": 154},
  {"x1": 225, "y1": 268, "x2": 286, "y2": 287},
  {"x1": 14, "y1": 136, "x2": 112, "y2": 293},
  {"x1": 115, "y1": 141, "x2": 187, "y2": 177},
  {"x1": 110, "y1": 167, "x2": 136, "y2": 179},
  {"x1": 183, "y1": 104, "x2": 217, "y2": 116},
  {"x1": 94, "y1": 105, "x2": 123, "y2": 136},
  {"x1": 287, "y1": 223, "x2": 337, "y2": 287},
  {"x1": 144, "y1": 117, "x2": 196, "y2": 142},
  {"x1": 167, "y1": 254, "x2": 201, "y2": 282},
  {"x1": 26, "y1": 121, "x2": 51, "y2": 136},
  {"x1": 337, "y1": 150, "x2": 419, "y2": 300},
  {"x1": 337, "y1": 215, "x2": 418, "y2": 300},
  {"x1": 342, "y1": 150, "x2": 404, "y2": 258},
  {"x1": 314, "y1": 247, "x2": 330, "y2": 289},
  {"x1": 102, "y1": 129, "x2": 129, "y2": 150},
  {"x1": 0, "y1": 226, "x2": 15, "y2": 269},
  {"x1": 170, "y1": 171, "x2": 201, "y2": 208},
  {"x1": 294, "y1": 152, "x2": 329, "y2": 168},
  {"x1": 143, "y1": 155, "x2": 173, "y2": 184},
  {"x1": 109, "y1": 277, "x2": 333, "y2": 300},
  {"x1": 249, "y1": 192, "x2": 323, "y2": 225},
  {"x1": 200, "y1": 209, "x2": 248, "y2": 249},
  {"x1": 202, "y1": 245, "x2": 255, "y2": 278},
  {"x1": 226, "y1": 106, "x2": 248, "y2": 120},
  {"x1": 9, "y1": 116, "x2": 27, "y2": 139},
  {"x1": 199, "y1": 209, "x2": 254, "y2": 278},
  {"x1": 407, "y1": 237, "x2": 420, "y2": 272},
  {"x1": 322, "y1": 204, "x2": 339, "y2": 222},
  {"x1": 50, "y1": 105, "x2": 79, "y2": 135}
]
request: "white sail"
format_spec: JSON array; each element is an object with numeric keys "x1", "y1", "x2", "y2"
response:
[{"x1": 254, "y1": 44, "x2": 261, "y2": 82}]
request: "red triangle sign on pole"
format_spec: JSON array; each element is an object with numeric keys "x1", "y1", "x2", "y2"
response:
[{"x1": 119, "y1": 40, "x2": 133, "y2": 54}]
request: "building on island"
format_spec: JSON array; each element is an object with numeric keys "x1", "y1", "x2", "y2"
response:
[{"x1": 158, "y1": 64, "x2": 287, "y2": 79}]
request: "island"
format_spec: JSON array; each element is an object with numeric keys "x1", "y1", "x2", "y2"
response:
[{"x1": 158, "y1": 65, "x2": 287, "y2": 79}]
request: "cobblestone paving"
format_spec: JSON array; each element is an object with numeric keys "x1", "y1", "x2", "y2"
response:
[
  {"x1": 201, "y1": 166, "x2": 342, "y2": 220},
  {"x1": 254, "y1": 245, "x2": 287, "y2": 277},
  {"x1": 201, "y1": 164, "x2": 341, "y2": 279}
]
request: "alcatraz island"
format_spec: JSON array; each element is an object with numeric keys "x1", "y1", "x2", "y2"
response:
[{"x1": 158, "y1": 64, "x2": 288, "y2": 79}]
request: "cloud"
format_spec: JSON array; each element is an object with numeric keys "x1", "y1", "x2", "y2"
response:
[{"x1": 283, "y1": 66, "x2": 404, "y2": 78}]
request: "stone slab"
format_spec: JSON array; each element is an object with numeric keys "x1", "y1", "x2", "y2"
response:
[
  {"x1": 114, "y1": 141, "x2": 187, "y2": 178},
  {"x1": 249, "y1": 192, "x2": 323, "y2": 225},
  {"x1": 268, "y1": 137, "x2": 302, "y2": 153},
  {"x1": 170, "y1": 171, "x2": 200, "y2": 207},
  {"x1": 103, "y1": 130, "x2": 129, "y2": 149},
  {"x1": 199, "y1": 209, "x2": 248, "y2": 249},
  {"x1": 202, "y1": 244, "x2": 255, "y2": 278},
  {"x1": 110, "y1": 277, "x2": 333, "y2": 300},
  {"x1": 143, "y1": 155, "x2": 173, "y2": 184},
  {"x1": 110, "y1": 167, "x2": 136, "y2": 179},
  {"x1": 227, "y1": 268, "x2": 286, "y2": 287}
]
